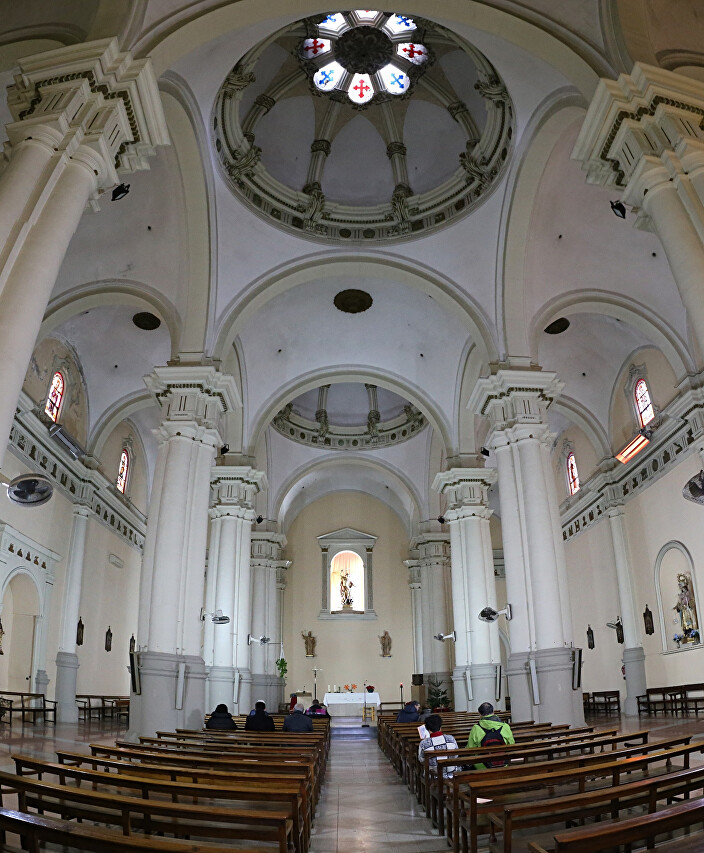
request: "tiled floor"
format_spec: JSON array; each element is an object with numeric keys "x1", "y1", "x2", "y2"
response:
[{"x1": 1, "y1": 713, "x2": 704, "y2": 852}]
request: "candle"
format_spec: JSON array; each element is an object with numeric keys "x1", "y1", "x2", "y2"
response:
[{"x1": 327, "y1": 685, "x2": 331, "y2": 693}]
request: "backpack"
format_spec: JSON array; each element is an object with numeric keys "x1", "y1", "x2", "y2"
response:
[{"x1": 479, "y1": 725, "x2": 507, "y2": 767}]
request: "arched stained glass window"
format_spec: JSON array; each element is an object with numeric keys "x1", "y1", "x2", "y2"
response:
[
  {"x1": 44, "y1": 372, "x2": 65, "y2": 422},
  {"x1": 116, "y1": 449, "x2": 130, "y2": 494},
  {"x1": 330, "y1": 550, "x2": 365, "y2": 612},
  {"x1": 566, "y1": 452, "x2": 580, "y2": 496},
  {"x1": 635, "y1": 378, "x2": 654, "y2": 427}
]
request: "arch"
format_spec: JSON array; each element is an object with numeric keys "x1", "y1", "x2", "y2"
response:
[
  {"x1": 41, "y1": 280, "x2": 180, "y2": 359},
  {"x1": 0, "y1": 566, "x2": 43, "y2": 608},
  {"x1": 551, "y1": 395, "x2": 612, "y2": 459},
  {"x1": 214, "y1": 251, "x2": 497, "y2": 368},
  {"x1": 133, "y1": 0, "x2": 606, "y2": 96},
  {"x1": 248, "y1": 366, "x2": 453, "y2": 460},
  {"x1": 499, "y1": 93, "x2": 588, "y2": 361},
  {"x1": 654, "y1": 540, "x2": 699, "y2": 653},
  {"x1": 530, "y1": 290, "x2": 695, "y2": 380},
  {"x1": 273, "y1": 454, "x2": 424, "y2": 537},
  {"x1": 88, "y1": 390, "x2": 155, "y2": 458}
]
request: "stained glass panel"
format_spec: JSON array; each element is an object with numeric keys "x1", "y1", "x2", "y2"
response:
[
  {"x1": 379, "y1": 64, "x2": 410, "y2": 94},
  {"x1": 348, "y1": 73, "x2": 374, "y2": 104},
  {"x1": 314, "y1": 61, "x2": 344, "y2": 91},
  {"x1": 566, "y1": 452, "x2": 580, "y2": 496},
  {"x1": 353, "y1": 9, "x2": 379, "y2": 21},
  {"x1": 318, "y1": 12, "x2": 347, "y2": 34},
  {"x1": 635, "y1": 378, "x2": 654, "y2": 426},
  {"x1": 383, "y1": 13, "x2": 416, "y2": 35},
  {"x1": 397, "y1": 42, "x2": 428, "y2": 64},
  {"x1": 302, "y1": 37, "x2": 332, "y2": 59},
  {"x1": 116, "y1": 449, "x2": 130, "y2": 494},
  {"x1": 44, "y1": 372, "x2": 64, "y2": 422}
]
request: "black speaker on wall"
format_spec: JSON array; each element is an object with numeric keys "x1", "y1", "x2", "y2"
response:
[{"x1": 411, "y1": 673, "x2": 424, "y2": 686}]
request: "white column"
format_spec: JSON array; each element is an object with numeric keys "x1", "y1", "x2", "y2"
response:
[
  {"x1": 606, "y1": 500, "x2": 646, "y2": 715},
  {"x1": 573, "y1": 63, "x2": 704, "y2": 352},
  {"x1": 206, "y1": 468, "x2": 267, "y2": 715},
  {"x1": 469, "y1": 371, "x2": 583, "y2": 725},
  {"x1": 250, "y1": 532, "x2": 287, "y2": 710},
  {"x1": 55, "y1": 504, "x2": 90, "y2": 723},
  {"x1": 405, "y1": 561, "x2": 424, "y2": 675},
  {"x1": 128, "y1": 367, "x2": 239, "y2": 739},
  {"x1": 34, "y1": 572, "x2": 54, "y2": 695},
  {"x1": 0, "y1": 39, "x2": 168, "y2": 470},
  {"x1": 433, "y1": 469, "x2": 501, "y2": 711}
]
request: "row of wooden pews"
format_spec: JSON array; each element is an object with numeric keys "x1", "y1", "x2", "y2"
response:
[
  {"x1": 377, "y1": 709, "x2": 704, "y2": 852},
  {"x1": 0, "y1": 713, "x2": 330, "y2": 851}
]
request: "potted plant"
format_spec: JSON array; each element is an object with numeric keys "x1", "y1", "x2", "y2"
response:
[
  {"x1": 427, "y1": 675, "x2": 451, "y2": 711},
  {"x1": 275, "y1": 657, "x2": 288, "y2": 679}
]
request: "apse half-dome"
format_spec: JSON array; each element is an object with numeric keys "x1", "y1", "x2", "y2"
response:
[
  {"x1": 212, "y1": 11, "x2": 514, "y2": 243},
  {"x1": 272, "y1": 383, "x2": 427, "y2": 450}
]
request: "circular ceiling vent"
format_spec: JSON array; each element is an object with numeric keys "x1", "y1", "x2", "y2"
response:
[
  {"x1": 334, "y1": 289, "x2": 373, "y2": 313},
  {"x1": 544, "y1": 317, "x2": 570, "y2": 335},
  {"x1": 132, "y1": 312, "x2": 162, "y2": 331}
]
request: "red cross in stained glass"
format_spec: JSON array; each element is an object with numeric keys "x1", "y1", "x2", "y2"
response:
[
  {"x1": 307, "y1": 39, "x2": 326, "y2": 55},
  {"x1": 354, "y1": 80, "x2": 371, "y2": 98},
  {"x1": 402, "y1": 44, "x2": 424, "y2": 59}
]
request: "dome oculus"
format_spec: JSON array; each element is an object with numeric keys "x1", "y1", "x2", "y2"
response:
[{"x1": 305, "y1": 12, "x2": 427, "y2": 104}]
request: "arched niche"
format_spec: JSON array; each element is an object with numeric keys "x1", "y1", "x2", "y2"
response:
[
  {"x1": 654, "y1": 541, "x2": 701, "y2": 653},
  {"x1": 317, "y1": 528, "x2": 377, "y2": 620}
]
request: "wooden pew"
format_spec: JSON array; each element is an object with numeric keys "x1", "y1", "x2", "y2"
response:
[
  {"x1": 527, "y1": 796, "x2": 704, "y2": 853},
  {"x1": 0, "y1": 769, "x2": 294, "y2": 852},
  {"x1": 0, "y1": 692, "x2": 56, "y2": 726},
  {"x1": 0, "y1": 807, "x2": 268, "y2": 853}
]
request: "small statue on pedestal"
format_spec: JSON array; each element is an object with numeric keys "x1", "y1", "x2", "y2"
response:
[
  {"x1": 301, "y1": 630, "x2": 316, "y2": 657},
  {"x1": 379, "y1": 630, "x2": 392, "y2": 657}
]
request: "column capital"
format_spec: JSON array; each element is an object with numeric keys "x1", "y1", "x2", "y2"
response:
[
  {"x1": 468, "y1": 369, "x2": 563, "y2": 432},
  {"x1": 408, "y1": 532, "x2": 451, "y2": 566},
  {"x1": 432, "y1": 468, "x2": 497, "y2": 516},
  {"x1": 250, "y1": 531, "x2": 287, "y2": 562},
  {"x1": 6, "y1": 37, "x2": 169, "y2": 188},
  {"x1": 573, "y1": 62, "x2": 704, "y2": 192},
  {"x1": 210, "y1": 466, "x2": 267, "y2": 512}
]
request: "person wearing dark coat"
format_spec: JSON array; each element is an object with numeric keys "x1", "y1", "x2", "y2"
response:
[
  {"x1": 283, "y1": 702, "x2": 314, "y2": 732},
  {"x1": 244, "y1": 700, "x2": 276, "y2": 731},
  {"x1": 206, "y1": 703, "x2": 238, "y2": 730},
  {"x1": 396, "y1": 700, "x2": 421, "y2": 722}
]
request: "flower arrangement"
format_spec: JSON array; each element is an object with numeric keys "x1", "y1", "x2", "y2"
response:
[
  {"x1": 673, "y1": 628, "x2": 700, "y2": 647},
  {"x1": 343, "y1": 683, "x2": 357, "y2": 692},
  {"x1": 366, "y1": 685, "x2": 374, "y2": 693}
]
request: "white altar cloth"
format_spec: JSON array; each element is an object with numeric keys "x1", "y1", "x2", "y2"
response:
[{"x1": 323, "y1": 692, "x2": 381, "y2": 716}]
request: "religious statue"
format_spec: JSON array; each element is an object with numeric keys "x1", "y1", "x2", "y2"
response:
[
  {"x1": 340, "y1": 569, "x2": 354, "y2": 608},
  {"x1": 129, "y1": 634, "x2": 136, "y2": 654},
  {"x1": 301, "y1": 630, "x2": 316, "y2": 657},
  {"x1": 379, "y1": 630, "x2": 392, "y2": 657},
  {"x1": 674, "y1": 573, "x2": 699, "y2": 642}
]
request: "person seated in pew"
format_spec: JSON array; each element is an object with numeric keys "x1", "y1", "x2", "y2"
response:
[
  {"x1": 418, "y1": 714, "x2": 458, "y2": 778},
  {"x1": 396, "y1": 700, "x2": 421, "y2": 722},
  {"x1": 306, "y1": 699, "x2": 329, "y2": 717},
  {"x1": 244, "y1": 699, "x2": 276, "y2": 731},
  {"x1": 283, "y1": 702, "x2": 314, "y2": 732},
  {"x1": 205, "y1": 703, "x2": 238, "y2": 730},
  {"x1": 465, "y1": 701, "x2": 515, "y2": 768}
]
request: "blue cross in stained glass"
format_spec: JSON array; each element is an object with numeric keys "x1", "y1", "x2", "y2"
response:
[
  {"x1": 390, "y1": 73, "x2": 406, "y2": 88},
  {"x1": 395, "y1": 15, "x2": 413, "y2": 26},
  {"x1": 319, "y1": 69, "x2": 334, "y2": 85},
  {"x1": 322, "y1": 15, "x2": 337, "y2": 23}
]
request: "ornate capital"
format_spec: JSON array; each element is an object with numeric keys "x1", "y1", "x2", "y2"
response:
[
  {"x1": 311, "y1": 138, "x2": 331, "y2": 156},
  {"x1": 251, "y1": 531, "x2": 287, "y2": 562},
  {"x1": 432, "y1": 468, "x2": 496, "y2": 516},
  {"x1": 468, "y1": 369, "x2": 563, "y2": 434},
  {"x1": 573, "y1": 62, "x2": 704, "y2": 191},
  {"x1": 386, "y1": 141, "x2": 407, "y2": 158},
  {"x1": 6, "y1": 37, "x2": 169, "y2": 184},
  {"x1": 210, "y1": 466, "x2": 267, "y2": 511}
]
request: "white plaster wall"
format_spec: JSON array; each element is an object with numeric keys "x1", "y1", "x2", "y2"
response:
[{"x1": 283, "y1": 492, "x2": 413, "y2": 700}]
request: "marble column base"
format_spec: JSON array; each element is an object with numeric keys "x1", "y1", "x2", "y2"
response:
[
  {"x1": 470, "y1": 662, "x2": 504, "y2": 711},
  {"x1": 235, "y1": 668, "x2": 252, "y2": 715},
  {"x1": 127, "y1": 651, "x2": 206, "y2": 741},
  {"x1": 207, "y1": 665, "x2": 236, "y2": 712},
  {"x1": 506, "y1": 652, "x2": 533, "y2": 723},
  {"x1": 55, "y1": 651, "x2": 79, "y2": 723},
  {"x1": 451, "y1": 666, "x2": 470, "y2": 711},
  {"x1": 35, "y1": 669, "x2": 49, "y2": 696},
  {"x1": 507, "y1": 649, "x2": 583, "y2": 726},
  {"x1": 623, "y1": 645, "x2": 647, "y2": 716},
  {"x1": 250, "y1": 673, "x2": 283, "y2": 711}
]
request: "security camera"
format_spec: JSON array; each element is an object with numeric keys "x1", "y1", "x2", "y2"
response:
[
  {"x1": 1, "y1": 473, "x2": 54, "y2": 508},
  {"x1": 479, "y1": 604, "x2": 513, "y2": 622}
]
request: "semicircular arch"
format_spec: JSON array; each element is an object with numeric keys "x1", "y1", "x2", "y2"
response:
[{"x1": 89, "y1": 390, "x2": 155, "y2": 458}]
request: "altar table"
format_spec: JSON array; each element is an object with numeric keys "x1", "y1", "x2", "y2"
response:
[{"x1": 323, "y1": 692, "x2": 381, "y2": 717}]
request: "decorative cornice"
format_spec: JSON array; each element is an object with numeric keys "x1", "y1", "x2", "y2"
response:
[
  {"x1": 468, "y1": 369, "x2": 563, "y2": 430},
  {"x1": 9, "y1": 392, "x2": 145, "y2": 551}
]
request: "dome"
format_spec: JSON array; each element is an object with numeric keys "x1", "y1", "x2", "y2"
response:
[{"x1": 212, "y1": 11, "x2": 514, "y2": 243}]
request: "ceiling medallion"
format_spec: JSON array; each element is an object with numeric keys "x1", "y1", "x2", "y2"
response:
[
  {"x1": 272, "y1": 384, "x2": 427, "y2": 451},
  {"x1": 302, "y1": 12, "x2": 430, "y2": 106}
]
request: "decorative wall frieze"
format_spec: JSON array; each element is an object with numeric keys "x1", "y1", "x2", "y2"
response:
[
  {"x1": 9, "y1": 392, "x2": 145, "y2": 551},
  {"x1": 0, "y1": 521, "x2": 61, "y2": 580},
  {"x1": 560, "y1": 386, "x2": 704, "y2": 541}
]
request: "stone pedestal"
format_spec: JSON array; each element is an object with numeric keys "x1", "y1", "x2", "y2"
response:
[
  {"x1": 207, "y1": 665, "x2": 236, "y2": 710},
  {"x1": 623, "y1": 646, "x2": 647, "y2": 717},
  {"x1": 55, "y1": 651, "x2": 79, "y2": 723}
]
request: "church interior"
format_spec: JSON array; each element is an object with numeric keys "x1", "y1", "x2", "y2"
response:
[{"x1": 1, "y1": 1, "x2": 704, "y2": 850}]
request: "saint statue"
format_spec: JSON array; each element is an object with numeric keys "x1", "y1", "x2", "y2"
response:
[
  {"x1": 379, "y1": 630, "x2": 392, "y2": 657},
  {"x1": 340, "y1": 569, "x2": 354, "y2": 608},
  {"x1": 674, "y1": 573, "x2": 699, "y2": 640},
  {"x1": 301, "y1": 630, "x2": 316, "y2": 657}
]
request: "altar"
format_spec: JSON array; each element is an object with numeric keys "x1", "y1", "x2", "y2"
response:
[{"x1": 323, "y1": 692, "x2": 381, "y2": 717}]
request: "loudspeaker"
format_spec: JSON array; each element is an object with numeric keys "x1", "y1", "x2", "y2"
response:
[{"x1": 411, "y1": 673, "x2": 424, "y2": 686}]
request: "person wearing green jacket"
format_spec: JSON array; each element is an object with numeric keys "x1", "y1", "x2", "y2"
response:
[{"x1": 465, "y1": 702, "x2": 515, "y2": 769}]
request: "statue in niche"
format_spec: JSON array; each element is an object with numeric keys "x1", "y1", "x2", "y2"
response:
[
  {"x1": 340, "y1": 569, "x2": 355, "y2": 608},
  {"x1": 129, "y1": 634, "x2": 136, "y2": 654},
  {"x1": 379, "y1": 630, "x2": 392, "y2": 657},
  {"x1": 674, "y1": 573, "x2": 699, "y2": 642},
  {"x1": 105, "y1": 626, "x2": 113, "y2": 652},
  {"x1": 301, "y1": 630, "x2": 316, "y2": 657},
  {"x1": 76, "y1": 617, "x2": 84, "y2": 646}
]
